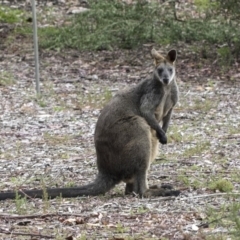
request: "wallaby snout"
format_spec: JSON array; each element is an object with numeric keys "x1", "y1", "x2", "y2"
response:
[
  {"x1": 163, "y1": 78, "x2": 169, "y2": 85},
  {"x1": 155, "y1": 64, "x2": 175, "y2": 85}
]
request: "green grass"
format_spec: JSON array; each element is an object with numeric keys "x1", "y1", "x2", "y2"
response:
[
  {"x1": 205, "y1": 200, "x2": 240, "y2": 239},
  {"x1": 43, "y1": 133, "x2": 72, "y2": 146},
  {"x1": 2, "y1": 0, "x2": 240, "y2": 65},
  {"x1": 168, "y1": 125, "x2": 183, "y2": 143},
  {"x1": 33, "y1": 0, "x2": 240, "y2": 56},
  {"x1": 192, "y1": 98, "x2": 218, "y2": 112},
  {"x1": 15, "y1": 192, "x2": 28, "y2": 214},
  {"x1": 209, "y1": 178, "x2": 234, "y2": 192},
  {"x1": 0, "y1": 6, "x2": 25, "y2": 24},
  {"x1": 77, "y1": 87, "x2": 113, "y2": 109},
  {"x1": 0, "y1": 71, "x2": 15, "y2": 86},
  {"x1": 183, "y1": 141, "x2": 211, "y2": 158},
  {"x1": 38, "y1": 0, "x2": 159, "y2": 50}
]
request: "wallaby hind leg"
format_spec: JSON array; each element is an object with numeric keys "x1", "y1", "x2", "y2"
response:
[
  {"x1": 124, "y1": 166, "x2": 149, "y2": 196},
  {"x1": 131, "y1": 170, "x2": 149, "y2": 197},
  {"x1": 125, "y1": 183, "x2": 134, "y2": 195}
]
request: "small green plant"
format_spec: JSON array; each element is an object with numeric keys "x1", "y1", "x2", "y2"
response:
[
  {"x1": 194, "y1": 0, "x2": 217, "y2": 11},
  {"x1": 0, "y1": 71, "x2": 15, "y2": 86},
  {"x1": 116, "y1": 223, "x2": 128, "y2": 234},
  {"x1": 103, "y1": 88, "x2": 112, "y2": 105},
  {"x1": 15, "y1": 192, "x2": 27, "y2": 214},
  {"x1": 41, "y1": 179, "x2": 50, "y2": 213},
  {"x1": 205, "y1": 200, "x2": 240, "y2": 238},
  {"x1": 136, "y1": 206, "x2": 149, "y2": 214},
  {"x1": 65, "y1": 181, "x2": 75, "y2": 188},
  {"x1": 193, "y1": 98, "x2": 217, "y2": 112},
  {"x1": 209, "y1": 179, "x2": 234, "y2": 192},
  {"x1": 53, "y1": 106, "x2": 66, "y2": 112},
  {"x1": 178, "y1": 175, "x2": 190, "y2": 186},
  {"x1": 169, "y1": 125, "x2": 182, "y2": 143},
  {"x1": 229, "y1": 202, "x2": 240, "y2": 237},
  {"x1": 58, "y1": 152, "x2": 69, "y2": 159},
  {"x1": 37, "y1": 96, "x2": 48, "y2": 107},
  {"x1": 191, "y1": 179, "x2": 202, "y2": 189},
  {"x1": 228, "y1": 124, "x2": 240, "y2": 135},
  {"x1": 217, "y1": 46, "x2": 233, "y2": 68}
]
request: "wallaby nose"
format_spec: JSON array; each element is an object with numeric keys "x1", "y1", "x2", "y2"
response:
[{"x1": 163, "y1": 78, "x2": 169, "y2": 84}]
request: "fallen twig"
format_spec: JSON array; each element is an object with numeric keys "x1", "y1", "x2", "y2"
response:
[
  {"x1": 0, "y1": 213, "x2": 86, "y2": 219},
  {"x1": 179, "y1": 192, "x2": 240, "y2": 200},
  {"x1": 0, "y1": 227, "x2": 53, "y2": 239},
  {"x1": 219, "y1": 134, "x2": 240, "y2": 139}
]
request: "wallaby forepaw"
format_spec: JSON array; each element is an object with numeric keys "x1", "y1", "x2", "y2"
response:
[
  {"x1": 160, "y1": 137, "x2": 167, "y2": 145},
  {"x1": 157, "y1": 132, "x2": 167, "y2": 144}
]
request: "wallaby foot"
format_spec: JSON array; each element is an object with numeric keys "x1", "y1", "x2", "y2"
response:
[
  {"x1": 144, "y1": 187, "x2": 180, "y2": 198},
  {"x1": 125, "y1": 183, "x2": 180, "y2": 197},
  {"x1": 149, "y1": 184, "x2": 173, "y2": 190}
]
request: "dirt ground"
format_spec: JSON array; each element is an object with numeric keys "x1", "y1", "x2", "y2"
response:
[{"x1": 0, "y1": 1, "x2": 240, "y2": 240}]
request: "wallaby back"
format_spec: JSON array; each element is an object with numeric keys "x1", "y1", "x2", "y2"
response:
[
  {"x1": 0, "y1": 49, "x2": 180, "y2": 200},
  {"x1": 94, "y1": 48, "x2": 179, "y2": 197}
]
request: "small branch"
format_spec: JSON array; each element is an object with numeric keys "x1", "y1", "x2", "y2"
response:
[
  {"x1": 219, "y1": 134, "x2": 240, "y2": 139},
  {"x1": 0, "y1": 213, "x2": 87, "y2": 219},
  {"x1": 179, "y1": 192, "x2": 240, "y2": 200},
  {"x1": 0, "y1": 228, "x2": 53, "y2": 239},
  {"x1": 198, "y1": 216, "x2": 226, "y2": 228}
]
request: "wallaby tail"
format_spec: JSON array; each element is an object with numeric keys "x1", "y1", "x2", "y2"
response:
[{"x1": 0, "y1": 174, "x2": 119, "y2": 200}]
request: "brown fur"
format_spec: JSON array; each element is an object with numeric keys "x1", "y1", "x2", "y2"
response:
[{"x1": 0, "y1": 49, "x2": 180, "y2": 200}]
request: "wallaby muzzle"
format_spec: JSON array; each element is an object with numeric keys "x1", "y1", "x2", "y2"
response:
[{"x1": 163, "y1": 78, "x2": 169, "y2": 85}]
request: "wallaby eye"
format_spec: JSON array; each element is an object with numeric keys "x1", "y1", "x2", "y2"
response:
[
  {"x1": 158, "y1": 68, "x2": 163, "y2": 75},
  {"x1": 168, "y1": 68, "x2": 173, "y2": 73}
]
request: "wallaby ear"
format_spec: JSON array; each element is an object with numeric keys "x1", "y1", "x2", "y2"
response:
[
  {"x1": 151, "y1": 48, "x2": 164, "y2": 66},
  {"x1": 167, "y1": 49, "x2": 177, "y2": 63}
]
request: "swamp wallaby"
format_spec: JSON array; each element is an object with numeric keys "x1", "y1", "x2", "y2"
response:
[{"x1": 0, "y1": 49, "x2": 180, "y2": 200}]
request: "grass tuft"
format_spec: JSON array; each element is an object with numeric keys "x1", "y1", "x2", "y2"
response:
[
  {"x1": 209, "y1": 178, "x2": 234, "y2": 192},
  {"x1": 0, "y1": 6, "x2": 25, "y2": 24},
  {"x1": 0, "y1": 71, "x2": 15, "y2": 86}
]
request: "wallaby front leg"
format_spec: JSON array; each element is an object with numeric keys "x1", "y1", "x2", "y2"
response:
[
  {"x1": 155, "y1": 127, "x2": 167, "y2": 144},
  {"x1": 141, "y1": 111, "x2": 167, "y2": 144},
  {"x1": 162, "y1": 108, "x2": 173, "y2": 133},
  {"x1": 140, "y1": 93, "x2": 167, "y2": 144}
]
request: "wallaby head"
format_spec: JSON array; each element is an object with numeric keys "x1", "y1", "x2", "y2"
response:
[{"x1": 151, "y1": 48, "x2": 177, "y2": 85}]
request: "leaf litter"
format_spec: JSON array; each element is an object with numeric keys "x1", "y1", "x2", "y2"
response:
[{"x1": 0, "y1": 0, "x2": 240, "y2": 239}]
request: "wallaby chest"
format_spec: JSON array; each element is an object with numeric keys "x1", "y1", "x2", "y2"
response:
[{"x1": 154, "y1": 88, "x2": 173, "y2": 122}]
